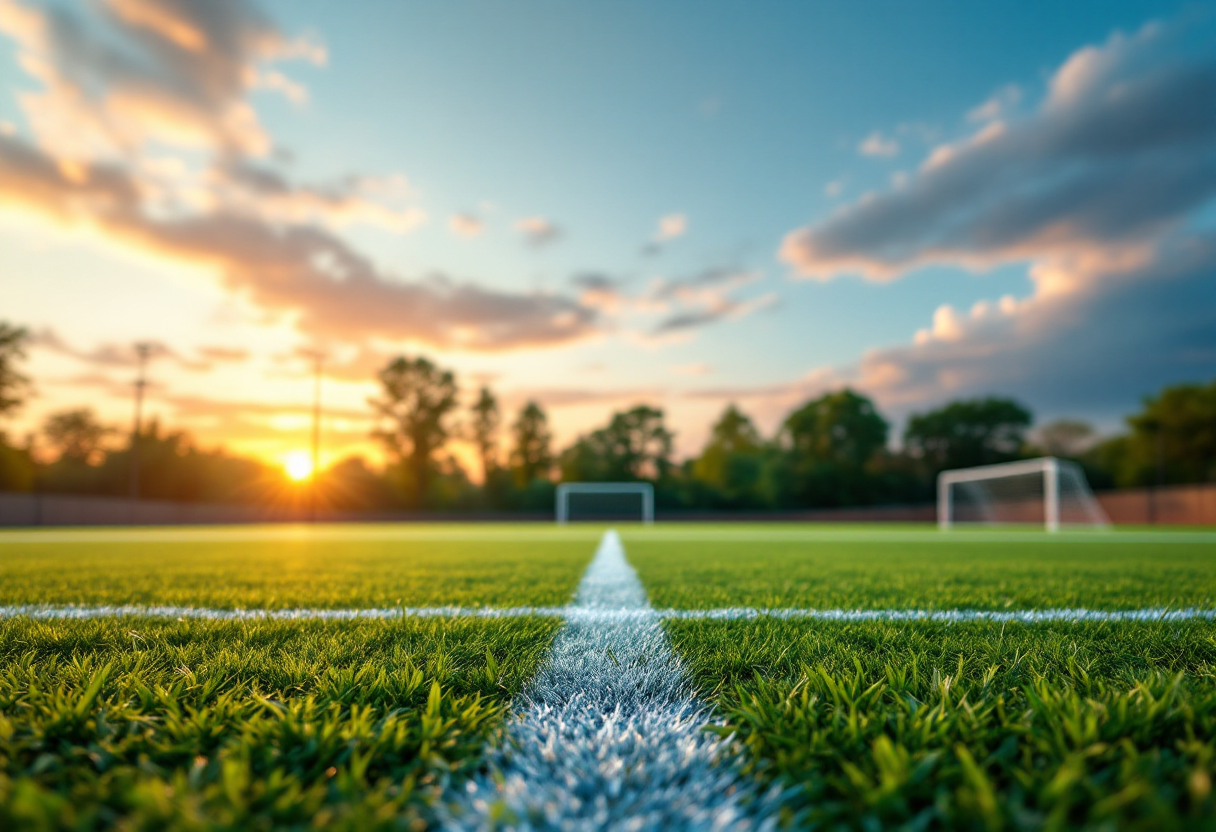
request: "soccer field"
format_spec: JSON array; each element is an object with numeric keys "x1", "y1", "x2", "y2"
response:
[{"x1": 2, "y1": 524, "x2": 1215, "y2": 830}]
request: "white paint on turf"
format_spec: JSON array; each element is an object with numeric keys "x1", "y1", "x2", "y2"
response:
[
  {"x1": 0, "y1": 604, "x2": 569, "y2": 620},
  {"x1": 2, "y1": 526, "x2": 1214, "y2": 545},
  {"x1": 4, "y1": 604, "x2": 1216, "y2": 623},
  {"x1": 447, "y1": 529, "x2": 780, "y2": 830}
]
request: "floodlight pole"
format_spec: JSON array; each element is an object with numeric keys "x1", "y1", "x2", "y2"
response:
[
  {"x1": 309, "y1": 352, "x2": 323, "y2": 523},
  {"x1": 129, "y1": 343, "x2": 152, "y2": 501}
]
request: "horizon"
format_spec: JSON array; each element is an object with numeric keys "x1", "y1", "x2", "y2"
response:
[{"x1": 2, "y1": 0, "x2": 1215, "y2": 477}]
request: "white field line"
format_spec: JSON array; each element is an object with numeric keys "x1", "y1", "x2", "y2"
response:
[
  {"x1": 0, "y1": 527, "x2": 606, "y2": 544},
  {"x1": 3, "y1": 604, "x2": 1216, "y2": 623},
  {"x1": 447, "y1": 529, "x2": 781, "y2": 831},
  {"x1": 1, "y1": 526, "x2": 1214, "y2": 544},
  {"x1": 0, "y1": 604, "x2": 568, "y2": 621}
]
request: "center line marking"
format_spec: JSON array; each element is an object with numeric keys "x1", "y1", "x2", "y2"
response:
[{"x1": 447, "y1": 529, "x2": 780, "y2": 830}]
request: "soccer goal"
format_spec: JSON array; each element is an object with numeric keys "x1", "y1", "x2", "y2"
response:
[
  {"x1": 555, "y1": 482, "x2": 655, "y2": 524},
  {"x1": 937, "y1": 457, "x2": 1109, "y2": 532}
]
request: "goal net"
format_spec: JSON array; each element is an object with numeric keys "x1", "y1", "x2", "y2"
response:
[
  {"x1": 937, "y1": 457, "x2": 1109, "y2": 532},
  {"x1": 556, "y1": 482, "x2": 655, "y2": 524}
]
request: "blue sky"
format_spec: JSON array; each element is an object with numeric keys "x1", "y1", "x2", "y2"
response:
[{"x1": 1, "y1": 0, "x2": 1213, "y2": 470}]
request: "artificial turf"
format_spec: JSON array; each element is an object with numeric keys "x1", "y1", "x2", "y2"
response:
[
  {"x1": 624, "y1": 531, "x2": 1216, "y2": 610},
  {"x1": 4, "y1": 523, "x2": 1216, "y2": 830},
  {"x1": 0, "y1": 525, "x2": 595, "y2": 609},
  {"x1": 0, "y1": 615, "x2": 561, "y2": 830},
  {"x1": 666, "y1": 617, "x2": 1216, "y2": 831}
]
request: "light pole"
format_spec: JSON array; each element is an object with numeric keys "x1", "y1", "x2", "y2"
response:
[
  {"x1": 308, "y1": 351, "x2": 324, "y2": 522},
  {"x1": 129, "y1": 342, "x2": 152, "y2": 501}
]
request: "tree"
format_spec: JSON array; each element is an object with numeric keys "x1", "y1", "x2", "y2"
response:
[
  {"x1": 693, "y1": 404, "x2": 764, "y2": 506},
  {"x1": 782, "y1": 389, "x2": 888, "y2": 468},
  {"x1": 1105, "y1": 378, "x2": 1216, "y2": 486},
  {"x1": 509, "y1": 401, "x2": 553, "y2": 487},
  {"x1": 370, "y1": 356, "x2": 459, "y2": 506},
  {"x1": 903, "y1": 397, "x2": 1032, "y2": 473},
  {"x1": 468, "y1": 386, "x2": 501, "y2": 483},
  {"x1": 560, "y1": 405, "x2": 674, "y2": 482},
  {"x1": 773, "y1": 389, "x2": 890, "y2": 508},
  {"x1": 43, "y1": 408, "x2": 112, "y2": 464},
  {"x1": 0, "y1": 322, "x2": 29, "y2": 426}
]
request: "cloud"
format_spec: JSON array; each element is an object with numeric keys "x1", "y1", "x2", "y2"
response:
[
  {"x1": 515, "y1": 215, "x2": 562, "y2": 247},
  {"x1": 672, "y1": 362, "x2": 712, "y2": 377},
  {"x1": 500, "y1": 386, "x2": 663, "y2": 411},
  {"x1": 651, "y1": 292, "x2": 776, "y2": 336},
  {"x1": 197, "y1": 346, "x2": 249, "y2": 364},
  {"x1": 650, "y1": 267, "x2": 759, "y2": 304},
  {"x1": 967, "y1": 84, "x2": 1022, "y2": 123},
  {"x1": 782, "y1": 21, "x2": 1216, "y2": 281},
  {"x1": 570, "y1": 272, "x2": 630, "y2": 312},
  {"x1": 30, "y1": 328, "x2": 247, "y2": 372},
  {"x1": 656, "y1": 213, "x2": 687, "y2": 241},
  {"x1": 0, "y1": 0, "x2": 322, "y2": 160},
  {"x1": 824, "y1": 179, "x2": 844, "y2": 198},
  {"x1": 647, "y1": 268, "x2": 776, "y2": 336},
  {"x1": 0, "y1": 0, "x2": 598, "y2": 353},
  {"x1": 271, "y1": 343, "x2": 390, "y2": 384},
  {"x1": 212, "y1": 162, "x2": 425, "y2": 234},
  {"x1": 166, "y1": 394, "x2": 368, "y2": 423},
  {"x1": 844, "y1": 237, "x2": 1216, "y2": 419},
  {"x1": 641, "y1": 212, "x2": 689, "y2": 255},
  {"x1": 0, "y1": 135, "x2": 597, "y2": 350},
  {"x1": 448, "y1": 212, "x2": 483, "y2": 238},
  {"x1": 566, "y1": 267, "x2": 775, "y2": 340},
  {"x1": 858, "y1": 131, "x2": 900, "y2": 158},
  {"x1": 747, "y1": 18, "x2": 1216, "y2": 425}
]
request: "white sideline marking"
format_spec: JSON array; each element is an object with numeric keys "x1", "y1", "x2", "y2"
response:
[
  {"x1": 448, "y1": 530, "x2": 780, "y2": 830},
  {"x1": 0, "y1": 604, "x2": 568, "y2": 620},
  {"x1": 3, "y1": 604, "x2": 1216, "y2": 623},
  {"x1": 1, "y1": 526, "x2": 1214, "y2": 544}
]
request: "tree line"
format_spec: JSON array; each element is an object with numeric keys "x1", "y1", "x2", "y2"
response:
[{"x1": 1, "y1": 322, "x2": 1213, "y2": 512}]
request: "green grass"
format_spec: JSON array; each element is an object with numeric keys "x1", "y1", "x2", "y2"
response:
[
  {"x1": 668, "y1": 617, "x2": 1216, "y2": 831},
  {"x1": 0, "y1": 614, "x2": 561, "y2": 830},
  {"x1": 627, "y1": 535, "x2": 1216, "y2": 610},
  {"x1": 5, "y1": 523, "x2": 1216, "y2": 829},
  {"x1": 0, "y1": 525, "x2": 595, "y2": 608}
]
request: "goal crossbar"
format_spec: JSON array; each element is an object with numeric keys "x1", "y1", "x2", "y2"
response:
[
  {"x1": 555, "y1": 482, "x2": 655, "y2": 525},
  {"x1": 937, "y1": 456, "x2": 1109, "y2": 532}
]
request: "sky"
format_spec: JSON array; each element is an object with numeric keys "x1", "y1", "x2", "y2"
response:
[{"x1": 1, "y1": 0, "x2": 1214, "y2": 476}]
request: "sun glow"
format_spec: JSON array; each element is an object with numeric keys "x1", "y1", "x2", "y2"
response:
[{"x1": 284, "y1": 451, "x2": 314, "y2": 482}]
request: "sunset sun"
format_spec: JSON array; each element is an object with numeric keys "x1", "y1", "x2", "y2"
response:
[{"x1": 284, "y1": 451, "x2": 314, "y2": 482}]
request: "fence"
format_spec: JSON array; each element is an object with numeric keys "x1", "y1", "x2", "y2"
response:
[
  {"x1": 1096, "y1": 483, "x2": 1216, "y2": 526},
  {"x1": 0, "y1": 493, "x2": 548, "y2": 526},
  {"x1": 0, "y1": 483, "x2": 1213, "y2": 527}
]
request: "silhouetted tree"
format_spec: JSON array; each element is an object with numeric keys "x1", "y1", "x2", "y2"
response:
[
  {"x1": 509, "y1": 401, "x2": 553, "y2": 487},
  {"x1": 469, "y1": 386, "x2": 501, "y2": 483},
  {"x1": 693, "y1": 404, "x2": 764, "y2": 507},
  {"x1": 43, "y1": 408, "x2": 112, "y2": 464},
  {"x1": 1093, "y1": 378, "x2": 1216, "y2": 486},
  {"x1": 560, "y1": 405, "x2": 673, "y2": 482},
  {"x1": 783, "y1": 389, "x2": 888, "y2": 468},
  {"x1": 95, "y1": 420, "x2": 276, "y2": 503},
  {"x1": 904, "y1": 397, "x2": 1032, "y2": 474},
  {"x1": 0, "y1": 322, "x2": 29, "y2": 425},
  {"x1": 776, "y1": 389, "x2": 890, "y2": 508},
  {"x1": 370, "y1": 356, "x2": 459, "y2": 507}
]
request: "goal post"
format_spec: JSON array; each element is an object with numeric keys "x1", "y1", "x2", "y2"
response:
[
  {"x1": 555, "y1": 482, "x2": 655, "y2": 525},
  {"x1": 937, "y1": 457, "x2": 1109, "y2": 532}
]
